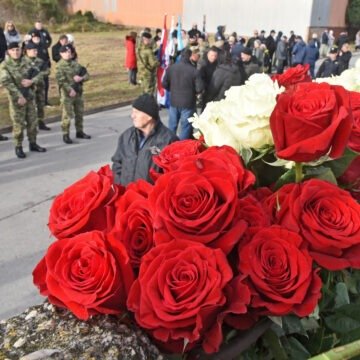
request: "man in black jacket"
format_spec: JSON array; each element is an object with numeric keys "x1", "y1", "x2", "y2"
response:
[
  {"x1": 52, "y1": 34, "x2": 68, "y2": 62},
  {"x1": 111, "y1": 94, "x2": 178, "y2": 186},
  {"x1": 162, "y1": 48, "x2": 204, "y2": 139}
]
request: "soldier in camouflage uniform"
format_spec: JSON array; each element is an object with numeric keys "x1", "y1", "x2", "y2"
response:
[
  {"x1": 23, "y1": 41, "x2": 51, "y2": 131},
  {"x1": 56, "y1": 44, "x2": 90, "y2": 144},
  {"x1": 0, "y1": 42, "x2": 46, "y2": 158},
  {"x1": 136, "y1": 32, "x2": 159, "y2": 95}
]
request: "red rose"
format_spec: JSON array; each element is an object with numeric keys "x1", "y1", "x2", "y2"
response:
[
  {"x1": 349, "y1": 91, "x2": 360, "y2": 152},
  {"x1": 149, "y1": 147, "x2": 251, "y2": 254},
  {"x1": 127, "y1": 239, "x2": 242, "y2": 353},
  {"x1": 112, "y1": 180, "x2": 154, "y2": 269},
  {"x1": 265, "y1": 179, "x2": 360, "y2": 270},
  {"x1": 48, "y1": 165, "x2": 124, "y2": 239},
  {"x1": 238, "y1": 226, "x2": 322, "y2": 317},
  {"x1": 271, "y1": 64, "x2": 312, "y2": 89},
  {"x1": 338, "y1": 156, "x2": 360, "y2": 201},
  {"x1": 270, "y1": 82, "x2": 352, "y2": 162},
  {"x1": 153, "y1": 139, "x2": 206, "y2": 172},
  {"x1": 33, "y1": 230, "x2": 134, "y2": 320},
  {"x1": 238, "y1": 195, "x2": 271, "y2": 246}
]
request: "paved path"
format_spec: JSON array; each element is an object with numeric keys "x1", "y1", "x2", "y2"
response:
[{"x1": 0, "y1": 106, "x2": 168, "y2": 320}]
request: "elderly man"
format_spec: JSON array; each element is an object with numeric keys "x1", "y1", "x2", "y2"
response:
[{"x1": 111, "y1": 94, "x2": 178, "y2": 186}]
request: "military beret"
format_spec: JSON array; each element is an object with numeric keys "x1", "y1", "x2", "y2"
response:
[
  {"x1": 59, "y1": 45, "x2": 71, "y2": 53},
  {"x1": 7, "y1": 42, "x2": 19, "y2": 49},
  {"x1": 142, "y1": 32, "x2": 152, "y2": 39},
  {"x1": 31, "y1": 30, "x2": 41, "y2": 38},
  {"x1": 329, "y1": 46, "x2": 338, "y2": 54},
  {"x1": 25, "y1": 41, "x2": 37, "y2": 50},
  {"x1": 241, "y1": 47, "x2": 252, "y2": 56}
]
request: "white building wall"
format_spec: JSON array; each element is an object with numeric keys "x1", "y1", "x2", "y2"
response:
[{"x1": 182, "y1": 0, "x2": 314, "y2": 40}]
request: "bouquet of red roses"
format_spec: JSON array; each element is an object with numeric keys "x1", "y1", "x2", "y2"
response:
[{"x1": 33, "y1": 65, "x2": 360, "y2": 359}]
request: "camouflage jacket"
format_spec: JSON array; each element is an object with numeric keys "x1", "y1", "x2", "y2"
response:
[
  {"x1": 22, "y1": 56, "x2": 50, "y2": 89},
  {"x1": 56, "y1": 59, "x2": 89, "y2": 96},
  {"x1": 136, "y1": 43, "x2": 159, "y2": 77},
  {"x1": 0, "y1": 56, "x2": 38, "y2": 101}
]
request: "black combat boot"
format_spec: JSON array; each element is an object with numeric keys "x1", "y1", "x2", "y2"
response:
[
  {"x1": 15, "y1": 146, "x2": 26, "y2": 159},
  {"x1": 38, "y1": 121, "x2": 51, "y2": 131},
  {"x1": 0, "y1": 134, "x2": 8, "y2": 141},
  {"x1": 30, "y1": 143, "x2": 47, "y2": 152},
  {"x1": 63, "y1": 134, "x2": 73, "y2": 144},
  {"x1": 76, "y1": 131, "x2": 91, "y2": 139}
]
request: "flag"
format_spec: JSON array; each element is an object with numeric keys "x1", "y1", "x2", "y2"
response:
[
  {"x1": 156, "y1": 14, "x2": 169, "y2": 107},
  {"x1": 177, "y1": 15, "x2": 184, "y2": 52}
]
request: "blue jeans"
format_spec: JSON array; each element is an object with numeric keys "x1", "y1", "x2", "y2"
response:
[{"x1": 168, "y1": 106, "x2": 196, "y2": 140}]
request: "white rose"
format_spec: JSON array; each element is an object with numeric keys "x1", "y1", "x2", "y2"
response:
[{"x1": 190, "y1": 74, "x2": 284, "y2": 152}]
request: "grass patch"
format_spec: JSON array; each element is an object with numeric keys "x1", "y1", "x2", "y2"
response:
[{"x1": 0, "y1": 31, "x2": 142, "y2": 129}]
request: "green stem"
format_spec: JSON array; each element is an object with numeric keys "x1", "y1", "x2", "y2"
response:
[
  {"x1": 309, "y1": 339, "x2": 360, "y2": 360},
  {"x1": 295, "y1": 162, "x2": 303, "y2": 183}
]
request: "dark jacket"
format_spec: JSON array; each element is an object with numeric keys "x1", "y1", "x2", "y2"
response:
[
  {"x1": 111, "y1": 121, "x2": 178, "y2": 186},
  {"x1": 316, "y1": 58, "x2": 340, "y2": 78},
  {"x1": 28, "y1": 27, "x2": 52, "y2": 48},
  {"x1": 51, "y1": 41, "x2": 62, "y2": 62},
  {"x1": 338, "y1": 51, "x2": 352, "y2": 74},
  {"x1": 162, "y1": 57, "x2": 203, "y2": 108},
  {"x1": 0, "y1": 27, "x2": 6, "y2": 62},
  {"x1": 35, "y1": 42, "x2": 51, "y2": 68},
  {"x1": 292, "y1": 40, "x2": 306, "y2": 65},
  {"x1": 207, "y1": 64, "x2": 242, "y2": 101},
  {"x1": 239, "y1": 56, "x2": 261, "y2": 83},
  {"x1": 198, "y1": 57, "x2": 218, "y2": 90},
  {"x1": 265, "y1": 35, "x2": 276, "y2": 55},
  {"x1": 304, "y1": 41, "x2": 319, "y2": 66}
]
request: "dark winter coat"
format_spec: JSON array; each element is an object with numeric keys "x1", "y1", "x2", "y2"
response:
[
  {"x1": 316, "y1": 58, "x2": 340, "y2": 78},
  {"x1": 125, "y1": 36, "x2": 137, "y2": 69},
  {"x1": 304, "y1": 41, "x2": 319, "y2": 66},
  {"x1": 51, "y1": 41, "x2": 62, "y2": 62},
  {"x1": 111, "y1": 121, "x2": 178, "y2": 186},
  {"x1": 162, "y1": 57, "x2": 204, "y2": 108},
  {"x1": 206, "y1": 64, "x2": 242, "y2": 102},
  {"x1": 338, "y1": 51, "x2": 352, "y2": 74},
  {"x1": 292, "y1": 40, "x2": 306, "y2": 65},
  {"x1": 28, "y1": 27, "x2": 52, "y2": 48},
  {"x1": 239, "y1": 56, "x2": 261, "y2": 83},
  {"x1": 0, "y1": 28, "x2": 7, "y2": 62}
]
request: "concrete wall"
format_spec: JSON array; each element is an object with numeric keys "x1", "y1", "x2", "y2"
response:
[
  {"x1": 68, "y1": 0, "x2": 348, "y2": 39},
  {"x1": 182, "y1": 0, "x2": 314, "y2": 40},
  {"x1": 68, "y1": 0, "x2": 183, "y2": 28}
]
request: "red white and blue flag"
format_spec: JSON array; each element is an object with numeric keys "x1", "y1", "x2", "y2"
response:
[{"x1": 156, "y1": 14, "x2": 169, "y2": 107}]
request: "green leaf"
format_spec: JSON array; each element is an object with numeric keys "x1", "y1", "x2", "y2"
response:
[
  {"x1": 335, "y1": 282, "x2": 350, "y2": 308},
  {"x1": 225, "y1": 328, "x2": 238, "y2": 343},
  {"x1": 283, "y1": 336, "x2": 311, "y2": 360},
  {"x1": 303, "y1": 166, "x2": 337, "y2": 184},
  {"x1": 282, "y1": 315, "x2": 308, "y2": 337},
  {"x1": 274, "y1": 168, "x2": 295, "y2": 190},
  {"x1": 300, "y1": 317, "x2": 320, "y2": 331},
  {"x1": 269, "y1": 316, "x2": 283, "y2": 328},
  {"x1": 324, "y1": 147, "x2": 359, "y2": 178},
  {"x1": 239, "y1": 147, "x2": 253, "y2": 166},
  {"x1": 324, "y1": 304, "x2": 360, "y2": 334},
  {"x1": 340, "y1": 327, "x2": 360, "y2": 346},
  {"x1": 343, "y1": 269, "x2": 360, "y2": 295}
]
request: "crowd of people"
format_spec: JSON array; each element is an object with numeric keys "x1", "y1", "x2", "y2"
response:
[
  {"x1": 0, "y1": 20, "x2": 90, "y2": 157},
  {"x1": 0, "y1": 20, "x2": 357, "y2": 174}
]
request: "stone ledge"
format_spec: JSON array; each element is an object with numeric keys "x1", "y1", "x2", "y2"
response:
[{"x1": 0, "y1": 302, "x2": 164, "y2": 360}]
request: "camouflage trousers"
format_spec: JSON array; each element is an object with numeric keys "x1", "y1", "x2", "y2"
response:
[
  {"x1": 139, "y1": 73, "x2": 156, "y2": 95},
  {"x1": 35, "y1": 86, "x2": 45, "y2": 122},
  {"x1": 60, "y1": 94, "x2": 84, "y2": 135},
  {"x1": 9, "y1": 97, "x2": 38, "y2": 147}
]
